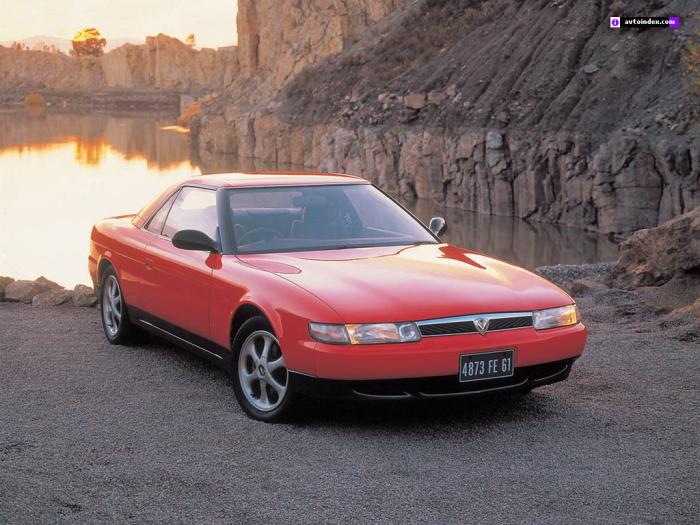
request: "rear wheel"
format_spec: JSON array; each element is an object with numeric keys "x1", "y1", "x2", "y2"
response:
[
  {"x1": 99, "y1": 266, "x2": 138, "y2": 345},
  {"x1": 231, "y1": 316, "x2": 297, "y2": 422}
]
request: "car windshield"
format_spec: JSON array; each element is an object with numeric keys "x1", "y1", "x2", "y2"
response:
[{"x1": 227, "y1": 184, "x2": 437, "y2": 254}]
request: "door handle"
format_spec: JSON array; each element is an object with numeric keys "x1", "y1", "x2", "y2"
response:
[{"x1": 145, "y1": 258, "x2": 154, "y2": 270}]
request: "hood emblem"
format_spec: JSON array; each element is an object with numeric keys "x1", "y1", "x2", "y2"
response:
[{"x1": 474, "y1": 318, "x2": 490, "y2": 336}]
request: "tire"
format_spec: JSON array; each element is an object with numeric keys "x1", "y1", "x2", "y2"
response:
[
  {"x1": 99, "y1": 265, "x2": 139, "y2": 345},
  {"x1": 231, "y1": 316, "x2": 297, "y2": 422}
]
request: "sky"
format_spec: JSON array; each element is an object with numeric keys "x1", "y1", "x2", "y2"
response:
[{"x1": 0, "y1": 0, "x2": 238, "y2": 48}]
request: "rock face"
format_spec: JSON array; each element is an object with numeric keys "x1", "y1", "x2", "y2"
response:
[
  {"x1": 237, "y1": 0, "x2": 405, "y2": 87},
  {"x1": 193, "y1": 0, "x2": 699, "y2": 234},
  {"x1": 0, "y1": 34, "x2": 238, "y2": 92},
  {"x1": 196, "y1": 114, "x2": 699, "y2": 233},
  {"x1": 0, "y1": 48, "x2": 105, "y2": 91},
  {"x1": 143, "y1": 35, "x2": 237, "y2": 90},
  {"x1": 100, "y1": 43, "x2": 148, "y2": 88},
  {"x1": 606, "y1": 207, "x2": 700, "y2": 289}
]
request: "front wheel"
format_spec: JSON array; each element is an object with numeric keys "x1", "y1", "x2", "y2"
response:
[{"x1": 231, "y1": 316, "x2": 297, "y2": 422}]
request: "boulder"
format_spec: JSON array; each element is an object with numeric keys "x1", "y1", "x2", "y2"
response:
[
  {"x1": 567, "y1": 279, "x2": 607, "y2": 296},
  {"x1": 4, "y1": 280, "x2": 52, "y2": 303},
  {"x1": 0, "y1": 276, "x2": 15, "y2": 300},
  {"x1": 403, "y1": 92, "x2": 426, "y2": 110},
  {"x1": 486, "y1": 131, "x2": 504, "y2": 150},
  {"x1": 672, "y1": 299, "x2": 700, "y2": 324},
  {"x1": 427, "y1": 90, "x2": 446, "y2": 104},
  {"x1": 606, "y1": 207, "x2": 700, "y2": 289},
  {"x1": 32, "y1": 289, "x2": 73, "y2": 306},
  {"x1": 35, "y1": 276, "x2": 62, "y2": 289},
  {"x1": 73, "y1": 284, "x2": 98, "y2": 307}
]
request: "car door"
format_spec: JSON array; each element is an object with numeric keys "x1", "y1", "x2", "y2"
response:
[{"x1": 141, "y1": 186, "x2": 219, "y2": 340}]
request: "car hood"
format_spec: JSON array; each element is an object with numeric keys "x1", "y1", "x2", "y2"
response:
[{"x1": 237, "y1": 244, "x2": 573, "y2": 323}]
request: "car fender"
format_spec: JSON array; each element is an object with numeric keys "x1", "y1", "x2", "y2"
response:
[{"x1": 211, "y1": 257, "x2": 345, "y2": 376}]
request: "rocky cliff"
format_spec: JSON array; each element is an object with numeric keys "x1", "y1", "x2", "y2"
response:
[
  {"x1": 193, "y1": 0, "x2": 700, "y2": 234},
  {"x1": 0, "y1": 34, "x2": 238, "y2": 92}
]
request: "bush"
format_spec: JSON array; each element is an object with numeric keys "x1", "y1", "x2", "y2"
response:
[
  {"x1": 177, "y1": 101, "x2": 201, "y2": 127},
  {"x1": 24, "y1": 92, "x2": 46, "y2": 107}
]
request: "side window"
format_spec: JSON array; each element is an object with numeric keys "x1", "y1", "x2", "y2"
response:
[
  {"x1": 162, "y1": 187, "x2": 218, "y2": 240},
  {"x1": 145, "y1": 191, "x2": 178, "y2": 235}
]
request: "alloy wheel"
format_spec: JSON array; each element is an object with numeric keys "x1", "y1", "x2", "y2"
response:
[
  {"x1": 238, "y1": 330, "x2": 288, "y2": 412},
  {"x1": 102, "y1": 275, "x2": 123, "y2": 337}
]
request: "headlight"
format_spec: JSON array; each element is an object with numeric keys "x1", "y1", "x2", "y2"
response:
[
  {"x1": 309, "y1": 322, "x2": 421, "y2": 345},
  {"x1": 533, "y1": 305, "x2": 579, "y2": 330}
]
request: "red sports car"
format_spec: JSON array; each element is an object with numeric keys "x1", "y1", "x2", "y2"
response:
[{"x1": 90, "y1": 172, "x2": 586, "y2": 421}]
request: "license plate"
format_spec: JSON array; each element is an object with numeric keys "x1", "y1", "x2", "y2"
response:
[{"x1": 459, "y1": 350, "x2": 515, "y2": 382}]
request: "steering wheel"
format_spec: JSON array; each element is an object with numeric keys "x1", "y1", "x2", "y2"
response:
[{"x1": 238, "y1": 227, "x2": 284, "y2": 245}]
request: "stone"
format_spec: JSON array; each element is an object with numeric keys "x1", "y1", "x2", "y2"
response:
[
  {"x1": 427, "y1": 90, "x2": 446, "y2": 104},
  {"x1": 672, "y1": 299, "x2": 700, "y2": 323},
  {"x1": 35, "y1": 276, "x2": 62, "y2": 289},
  {"x1": 485, "y1": 131, "x2": 503, "y2": 150},
  {"x1": 495, "y1": 111, "x2": 510, "y2": 124},
  {"x1": 606, "y1": 207, "x2": 700, "y2": 289},
  {"x1": 4, "y1": 280, "x2": 52, "y2": 303},
  {"x1": 567, "y1": 279, "x2": 607, "y2": 296},
  {"x1": 73, "y1": 285, "x2": 98, "y2": 307},
  {"x1": 0, "y1": 276, "x2": 15, "y2": 300},
  {"x1": 32, "y1": 289, "x2": 73, "y2": 306},
  {"x1": 377, "y1": 92, "x2": 391, "y2": 104},
  {"x1": 582, "y1": 63, "x2": 599, "y2": 74},
  {"x1": 403, "y1": 92, "x2": 426, "y2": 110},
  {"x1": 654, "y1": 113, "x2": 672, "y2": 126}
]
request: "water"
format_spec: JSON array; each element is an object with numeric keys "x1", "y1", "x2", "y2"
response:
[{"x1": 0, "y1": 109, "x2": 617, "y2": 287}]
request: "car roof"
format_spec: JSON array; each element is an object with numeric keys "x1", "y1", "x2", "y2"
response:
[{"x1": 182, "y1": 171, "x2": 368, "y2": 188}]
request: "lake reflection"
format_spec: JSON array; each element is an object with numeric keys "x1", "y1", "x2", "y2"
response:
[{"x1": 0, "y1": 110, "x2": 617, "y2": 288}]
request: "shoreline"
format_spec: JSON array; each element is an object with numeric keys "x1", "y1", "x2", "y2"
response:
[{"x1": 0, "y1": 90, "x2": 185, "y2": 112}]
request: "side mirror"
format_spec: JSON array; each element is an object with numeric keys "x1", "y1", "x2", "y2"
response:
[
  {"x1": 172, "y1": 229, "x2": 220, "y2": 253},
  {"x1": 429, "y1": 216, "x2": 447, "y2": 237}
]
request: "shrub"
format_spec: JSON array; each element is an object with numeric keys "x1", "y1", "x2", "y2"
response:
[
  {"x1": 177, "y1": 100, "x2": 201, "y2": 127},
  {"x1": 24, "y1": 92, "x2": 46, "y2": 107}
]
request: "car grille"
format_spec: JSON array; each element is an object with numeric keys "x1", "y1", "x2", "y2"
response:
[{"x1": 417, "y1": 313, "x2": 533, "y2": 336}]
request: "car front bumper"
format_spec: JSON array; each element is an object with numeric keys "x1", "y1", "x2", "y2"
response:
[
  {"x1": 290, "y1": 358, "x2": 576, "y2": 400},
  {"x1": 305, "y1": 322, "x2": 586, "y2": 380}
]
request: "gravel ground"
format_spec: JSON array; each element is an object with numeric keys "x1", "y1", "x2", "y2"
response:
[
  {"x1": 0, "y1": 292, "x2": 698, "y2": 524},
  {"x1": 534, "y1": 262, "x2": 616, "y2": 287}
]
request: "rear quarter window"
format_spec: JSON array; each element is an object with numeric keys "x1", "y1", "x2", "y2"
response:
[{"x1": 145, "y1": 191, "x2": 178, "y2": 235}]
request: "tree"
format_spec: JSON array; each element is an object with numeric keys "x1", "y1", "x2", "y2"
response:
[
  {"x1": 71, "y1": 28, "x2": 107, "y2": 57},
  {"x1": 186, "y1": 34, "x2": 196, "y2": 47}
]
